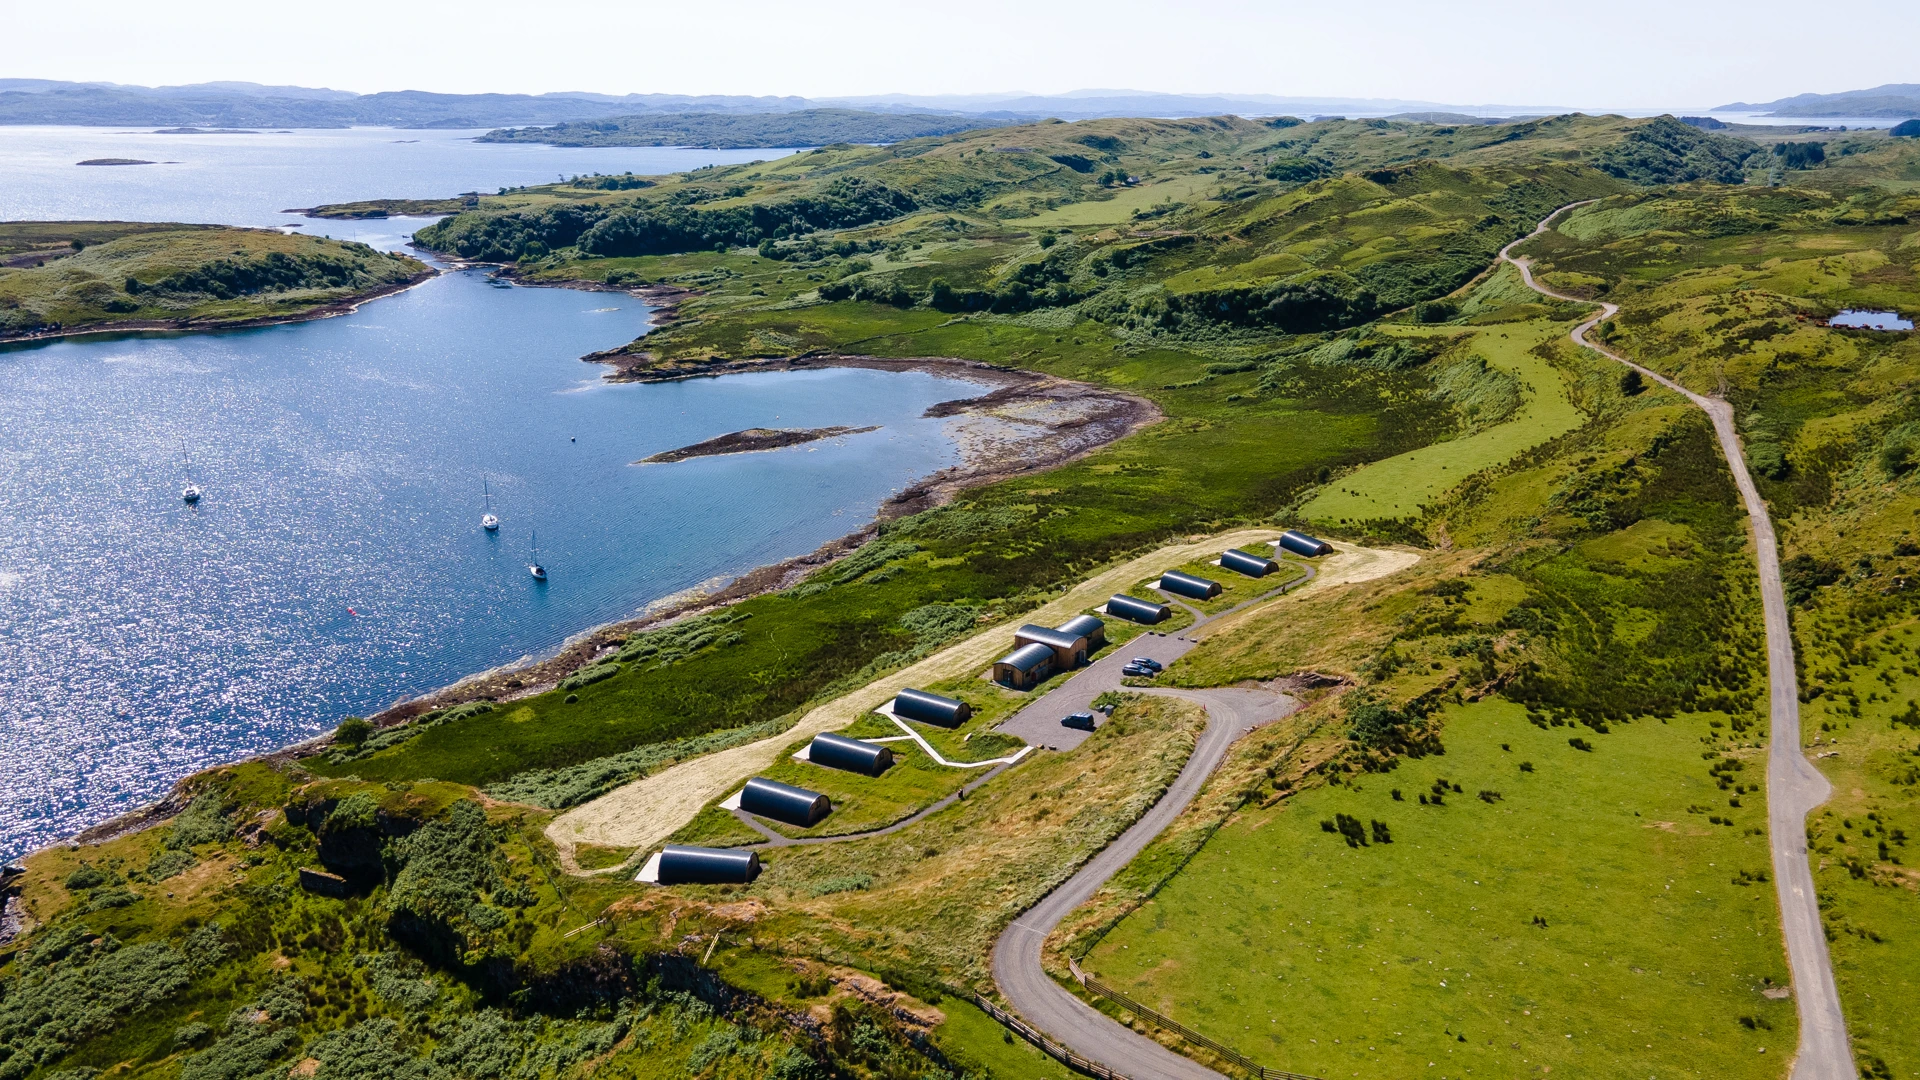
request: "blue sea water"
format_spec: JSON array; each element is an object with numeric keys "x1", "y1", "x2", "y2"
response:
[{"x1": 0, "y1": 130, "x2": 981, "y2": 859}]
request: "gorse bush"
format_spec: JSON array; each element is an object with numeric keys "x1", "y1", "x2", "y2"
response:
[{"x1": 0, "y1": 931, "x2": 193, "y2": 1079}]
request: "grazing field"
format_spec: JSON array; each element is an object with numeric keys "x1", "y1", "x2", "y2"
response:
[
  {"x1": 1299, "y1": 319, "x2": 1589, "y2": 525},
  {"x1": 1082, "y1": 699, "x2": 1793, "y2": 1080}
]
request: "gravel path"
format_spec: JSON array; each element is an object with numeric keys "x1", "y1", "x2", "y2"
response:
[{"x1": 1504, "y1": 209, "x2": 1854, "y2": 1080}]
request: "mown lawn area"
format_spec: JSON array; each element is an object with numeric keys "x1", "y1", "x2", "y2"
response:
[{"x1": 1082, "y1": 698, "x2": 1793, "y2": 1080}]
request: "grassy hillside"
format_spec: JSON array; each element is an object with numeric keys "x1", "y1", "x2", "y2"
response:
[
  {"x1": 0, "y1": 223, "x2": 428, "y2": 339},
  {"x1": 1514, "y1": 173, "x2": 1920, "y2": 1078},
  {"x1": 9, "y1": 113, "x2": 1908, "y2": 1080}
]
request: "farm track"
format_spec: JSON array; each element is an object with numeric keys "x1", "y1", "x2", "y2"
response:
[{"x1": 1503, "y1": 207, "x2": 1854, "y2": 1080}]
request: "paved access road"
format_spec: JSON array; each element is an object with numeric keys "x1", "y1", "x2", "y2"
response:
[
  {"x1": 998, "y1": 558, "x2": 1317, "y2": 751},
  {"x1": 991, "y1": 686, "x2": 1299, "y2": 1080},
  {"x1": 1505, "y1": 211, "x2": 1855, "y2": 1080}
]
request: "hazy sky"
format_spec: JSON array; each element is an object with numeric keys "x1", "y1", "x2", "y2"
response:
[{"x1": 9, "y1": 0, "x2": 1917, "y2": 109}]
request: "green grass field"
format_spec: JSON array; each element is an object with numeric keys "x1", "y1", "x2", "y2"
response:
[
  {"x1": 1300, "y1": 320, "x2": 1589, "y2": 524},
  {"x1": 1007, "y1": 174, "x2": 1220, "y2": 227},
  {"x1": 1083, "y1": 699, "x2": 1793, "y2": 1080}
]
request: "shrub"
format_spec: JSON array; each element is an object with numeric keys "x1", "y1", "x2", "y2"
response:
[
  {"x1": 335, "y1": 717, "x2": 373, "y2": 748},
  {"x1": 1568, "y1": 737, "x2": 1594, "y2": 752},
  {"x1": 63, "y1": 865, "x2": 110, "y2": 890},
  {"x1": 558, "y1": 662, "x2": 621, "y2": 692},
  {"x1": 1370, "y1": 819, "x2": 1393, "y2": 843},
  {"x1": 1619, "y1": 369, "x2": 1645, "y2": 396}
]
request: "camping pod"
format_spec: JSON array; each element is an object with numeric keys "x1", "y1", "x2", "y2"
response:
[
  {"x1": 809, "y1": 731, "x2": 894, "y2": 776},
  {"x1": 1221, "y1": 548, "x2": 1280, "y2": 578},
  {"x1": 658, "y1": 845, "x2": 761, "y2": 885},
  {"x1": 1278, "y1": 530, "x2": 1333, "y2": 557},
  {"x1": 1158, "y1": 569, "x2": 1223, "y2": 600},
  {"x1": 740, "y1": 777, "x2": 832, "y2": 827},
  {"x1": 1105, "y1": 594, "x2": 1170, "y2": 624},
  {"x1": 892, "y1": 687, "x2": 973, "y2": 727}
]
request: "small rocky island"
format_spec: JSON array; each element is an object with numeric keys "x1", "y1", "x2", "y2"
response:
[{"x1": 636, "y1": 425, "x2": 879, "y2": 464}]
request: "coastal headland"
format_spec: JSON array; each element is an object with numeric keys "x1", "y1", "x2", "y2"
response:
[{"x1": 0, "y1": 221, "x2": 432, "y2": 343}]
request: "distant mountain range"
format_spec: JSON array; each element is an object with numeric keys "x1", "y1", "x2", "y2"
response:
[
  {"x1": 0, "y1": 79, "x2": 1569, "y2": 129},
  {"x1": 1717, "y1": 84, "x2": 1920, "y2": 119}
]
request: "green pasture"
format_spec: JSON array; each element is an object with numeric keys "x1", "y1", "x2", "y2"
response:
[
  {"x1": 1084, "y1": 699, "x2": 1793, "y2": 1080},
  {"x1": 1006, "y1": 174, "x2": 1220, "y2": 227},
  {"x1": 1301, "y1": 320, "x2": 1589, "y2": 524}
]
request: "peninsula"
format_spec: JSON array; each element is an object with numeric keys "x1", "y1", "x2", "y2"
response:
[{"x1": 0, "y1": 221, "x2": 430, "y2": 341}]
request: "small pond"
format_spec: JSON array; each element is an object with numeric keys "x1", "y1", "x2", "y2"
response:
[{"x1": 1829, "y1": 310, "x2": 1914, "y2": 331}]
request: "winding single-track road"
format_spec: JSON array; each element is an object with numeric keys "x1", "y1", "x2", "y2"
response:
[
  {"x1": 992, "y1": 686, "x2": 1298, "y2": 1080},
  {"x1": 1503, "y1": 207, "x2": 1853, "y2": 1080}
]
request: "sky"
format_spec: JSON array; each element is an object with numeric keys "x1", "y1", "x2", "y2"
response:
[{"x1": 7, "y1": 0, "x2": 1918, "y2": 110}]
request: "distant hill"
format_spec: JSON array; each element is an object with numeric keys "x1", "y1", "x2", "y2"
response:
[
  {"x1": 0, "y1": 81, "x2": 813, "y2": 129},
  {"x1": 0, "y1": 79, "x2": 1569, "y2": 130},
  {"x1": 1718, "y1": 84, "x2": 1920, "y2": 118},
  {"x1": 478, "y1": 109, "x2": 1007, "y2": 148}
]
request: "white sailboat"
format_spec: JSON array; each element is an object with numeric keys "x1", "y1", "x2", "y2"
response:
[
  {"x1": 480, "y1": 477, "x2": 499, "y2": 532},
  {"x1": 180, "y1": 444, "x2": 201, "y2": 504},
  {"x1": 528, "y1": 531, "x2": 547, "y2": 581}
]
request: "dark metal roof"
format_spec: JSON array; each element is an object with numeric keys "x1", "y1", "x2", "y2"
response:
[
  {"x1": 1159, "y1": 569, "x2": 1223, "y2": 599},
  {"x1": 658, "y1": 844, "x2": 761, "y2": 885},
  {"x1": 997, "y1": 641, "x2": 1057, "y2": 672},
  {"x1": 1016, "y1": 624, "x2": 1086, "y2": 650},
  {"x1": 1106, "y1": 594, "x2": 1170, "y2": 623},
  {"x1": 894, "y1": 687, "x2": 972, "y2": 726},
  {"x1": 1221, "y1": 548, "x2": 1279, "y2": 577},
  {"x1": 741, "y1": 776, "x2": 832, "y2": 827},
  {"x1": 1279, "y1": 530, "x2": 1333, "y2": 557},
  {"x1": 1056, "y1": 614, "x2": 1106, "y2": 639},
  {"x1": 810, "y1": 731, "x2": 893, "y2": 775}
]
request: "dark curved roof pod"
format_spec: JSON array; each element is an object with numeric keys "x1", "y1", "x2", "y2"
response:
[
  {"x1": 1015, "y1": 623, "x2": 1089, "y2": 668},
  {"x1": 1221, "y1": 548, "x2": 1280, "y2": 578},
  {"x1": 991, "y1": 641, "x2": 1057, "y2": 690},
  {"x1": 1278, "y1": 530, "x2": 1333, "y2": 557},
  {"x1": 658, "y1": 844, "x2": 761, "y2": 885},
  {"x1": 1105, "y1": 594, "x2": 1170, "y2": 624},
  {"x1": 893, "y1": 687, "x2": 973, "y2": 727},
  {"x1": 809, "y1": 731, "x2": 894, "y2": 776},
  {"x1": 1056, "y1": 614, "x2": 1107, "y2": 648},
  {"x1": 1158, "y1": 569, "x2": 1223, "y2": 600},
  {"x1": 740, "y1": 777, "x2": 832, "y2": 827}
]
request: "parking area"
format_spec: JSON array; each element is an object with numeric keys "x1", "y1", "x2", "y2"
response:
[{"x1": 994, "y1": 631, "x2": 1197, "y2": 750}]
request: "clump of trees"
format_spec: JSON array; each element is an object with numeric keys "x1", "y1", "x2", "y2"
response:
[{"x1": 1775, "y1": 141, "x2": 1827, "y2": 170}]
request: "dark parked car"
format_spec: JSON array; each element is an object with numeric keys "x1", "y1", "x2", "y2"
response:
[
  {"x1": 1061, "y1": 711, "x2": 1097, "y2": 731},
  {"x1": 1121, "y1": 664, "x2": 1154, "y2": 677},
  {"x1": 1130, "y1": 657, "x2": 1163, "y2": 672}
]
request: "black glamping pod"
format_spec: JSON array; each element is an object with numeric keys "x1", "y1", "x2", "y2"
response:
[
  {"x1": 1278, "y1": 530, "x2": 1333, "y2": 557},
  {"x1": 739, "y1": 777, "x2": 832, "y2": 827},
  {"x1": 658, "y1": 844, "x2": 761, "y2": 885},
  {"x1": 809, "y1": 731, "x2": 894, "y2": 776},
  {"x1": 1220, "y1": 548, "x2": 1280, "y2": 577},
  {"x1": 1158, "y1": 569, "x2": 1223, "y2": 600},
  {"x1": 1056, "y1": 613, "x2": 1107, "y2": 648},
  {"x1": 1105, "y1": 594, "x2": 1170, "y2": 624},
  {"x1": 892, "y1": 687, "x2": 973, "y2": 727}
]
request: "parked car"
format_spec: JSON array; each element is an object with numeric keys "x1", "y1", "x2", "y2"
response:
[
  {"x1": 1121, "y1": 663, "x2": 1154, "y2": 678},
  {"x1": 1131, "y1": 657, "x2": 1164, "y2": 672},
  {"x1": 1061, "y1": 711, "x2": 1097, "y2": 731}
]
